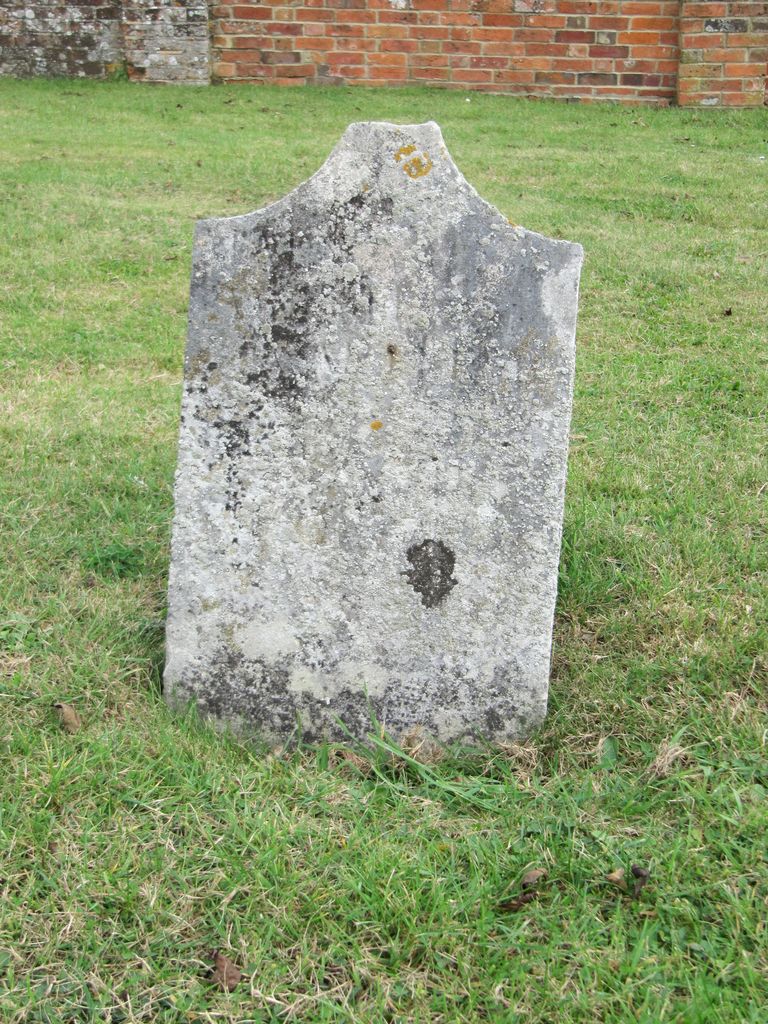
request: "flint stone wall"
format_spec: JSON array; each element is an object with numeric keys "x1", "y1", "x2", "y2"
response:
[
  {"x1": 164, "y1": 120, "x2": 583, "y2": 746},
  {"x1": 0, "y1": 1, "x2": 121, "y2": 78},
  {"x1": 0, "y1": 0, "x2": 209, "y2": 82}
]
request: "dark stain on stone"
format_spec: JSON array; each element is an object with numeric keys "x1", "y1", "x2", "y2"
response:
[
  {"x1": 180, "y1": 644, "x2": 383, "y2": 745},
  {"x1": 327, "y1": 190, "x2": 393, "y2": 258},
  {"x1": 212, "y1": 418, "x2": 250, "y2": 460},
  {"x1": 484, "y1": 706, "x2": 503, "y2": 732},
  {"x1": 169, "y1": 645, "x2": 534, "y2": 747},
  {"x1": 222, "y1": 192, "x2": 391, "y2": 411},
  {"x1": 210, "y1": 417, "x2": 251, "y2": 512},
  {"x1": 403, "y1": 539, "x2": 458, "y2": 608}
]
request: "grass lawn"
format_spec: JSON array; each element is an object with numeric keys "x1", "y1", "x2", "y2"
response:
[{"x1": 1, "y1": 79, "x2": 766, "y2": 1023}]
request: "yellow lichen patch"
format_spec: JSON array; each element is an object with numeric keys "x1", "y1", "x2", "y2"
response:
[
  {"x1": 370, "y1": 419, "x2": 383, "y2": 431},
  {"x1": 403, "y1": 154, "x2": 433, "y2": 179},
  {"x1": 394, "y1": 144, "x2": 416, "y2": 162},
  {"x1": 394, "y1": 144, "x2": 434, "y2": 179}
]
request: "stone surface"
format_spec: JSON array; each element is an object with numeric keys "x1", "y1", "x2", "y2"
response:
[
  {"x1": 0, "y1": 1, "x2": 209, "y2": 83},
  {"x1": 164, "y1": 120, "x2": 583, "y2": 746},
  {"x1": 0, "y1": 2, "x2": 121, "y2": 79}
]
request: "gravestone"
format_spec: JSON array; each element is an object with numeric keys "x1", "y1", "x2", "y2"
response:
[{"x1": 164, "y1": 121, "x2": 583, "y2": 746}]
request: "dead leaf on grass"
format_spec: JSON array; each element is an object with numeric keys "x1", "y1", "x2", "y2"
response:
[
  {"x1": 498, "y1": 868, "x2": 547, "y2": 913},
  {"x1": 605, "y1": 868, "x2": 628, "y2": 892},
  {"x1": 631, "y1": 864, "x2": 650, "y2": 897},
  {"x1": 497, "y1": 891, "x2": 537, "y2": 913},
  {"x1": 53, "y1": 703, "x2": 81, "y2": 734},
  {"x1": 209, "y1": 950, "x2": 242, "y2": 992},
  {"x1": 521, "y1": 868, "x2": 547, "y2": 890}
]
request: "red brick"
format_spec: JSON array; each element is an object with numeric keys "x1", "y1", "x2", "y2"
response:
[
  {"x1": 452, "y1": 68, "x2": 494, "y2": 82},
  {"x1": 369, "y1": 51, "x2": 407, "y2": 65},
  {"x1": 274, "y1": 62, "x2": 315, "y2": 76},
  {"x1": 617, "y1": 31, "x2": 665, "y2": 44},
  {"x1": 229, "y1": 35, "x2": 270, "y2": 48},
  {"x1": 410, "y1": 54, "x2": 450, "y2": 67},
  {"x1": 211, "y1": 0, "x2": 762, "y2": 106},
  {"x1": 306, "y1": 40, "x2": 335, "y2": 54},
  {"x1": 470, "y1": 55, "x2": 511, "y2": 68},
  {"x1": 622, "y1": 2, "x2": 666, "y2": 13},
  {"x1": 326, "y1": 51, "x2": 365, "y2": 66},
  {"x1": 234, "y1": 62, "x2": 274, "y2": 76},
  {"x1": 525, "y1": 43, "x2": 569, "y2": 56},
  {"x1": 442, "y1": 40, "x2": 482, "y2": 54},
  {"x1": 724, "y1": 61, "x2": 767, "y2": 75},
  {"x1": 631, "y1": 17, "x2": 678, "y2": 30},
  {"x1": 722, "y1": 91, "x2": 764, "y2": 105},
  {"x1": 589, "y1": 44, "x2": 630, "y2": 57},
  {"x1": 381, "y1": 39, "x2": 418, "y2": 52},
  {"x1": 474, "y1": 28, "x2": 515, "y2": 42},
  {"x1": 333, "y1": 64, "x2": 367, "y2": 77},
  {"x1": 483, "y1": 14, "x2": 522, "y2": 27},
  {"x1": 535, "y1": 70, "x2": 576, "y2": 83},
  {"x1": 263, "y1": 21, "x2": 303, "y2": 35},
  {"x1": 483, "y1": 41, "x2": 527, "y2": 56},
  {"x1": 412, "y1": 66, "x2": 450, "y2": 79},
  {"x1": 529, "y1": 14, "x2": 568, "y2": 29},
  {"x1": 550, "y1": 57, "x2": 596, "y2": 71},
  {"x1": 683, "y1": 3, "x2": 728, "y2": 15},
  {"x1": 555, "y1": 30, "x2": 596, "y2": 43},
  {"x1": 231, "y1": 6, "x2": 272, "y2": 19},
  {"x1": 341, "y1": 9, "x2": 378, "y2": 22},
  {"x1": 578, "y1": 71, "x2": 618, "y2": 84},
  {"x1": 494, "y1": 68, "x2": 537, "y2": 83},
  {"x1": 377, "y1": 10, "x2": 418, "y2": 24},
  {"x1": 729, "y1": 32, "x2": 768, "y2": 46},
  {"x1": 366, "y1": 64, "x2": 408, "y2": 78},
  {"x1": 296, "y1": 8, "x2": 334, "y2": 21},
  {"x1": 409, "y1": 26, "x2": 450, "y2": 39},
  {"x1": 368, "y1": 25, "x2": 412, "y2": 39},
  {"x1": 445, "y1": 13, "x2": 482, "y2": 27}
]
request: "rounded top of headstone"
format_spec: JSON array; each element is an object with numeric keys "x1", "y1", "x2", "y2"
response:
[
  {"x1": 201, "y1": 120, "x2": 582, "y2": 263},
  {"x1": 314, "y1": 119, "x2": 461, "y2": 203}
]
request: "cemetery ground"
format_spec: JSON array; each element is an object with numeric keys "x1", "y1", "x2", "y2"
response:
[{"x1": 0, "y1": 80, "x2": 766, "y2": 1024}]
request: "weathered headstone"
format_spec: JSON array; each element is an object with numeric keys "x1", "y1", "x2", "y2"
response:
[{"x1": 164, "y1": 121, "x2": 583, "y2": 746}]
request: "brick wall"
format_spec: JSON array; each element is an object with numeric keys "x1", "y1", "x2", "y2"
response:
[
  {"x1": 212, "y1": 0, "x2": 683, "y2": 103},
  {"x1": 0, "y1": 0, "x2": 210, "y2": 82},
  {"x1": 2, "y1": 1, "x2": 766, "y2": 104},
  {"x1": 212, "y1": 0, "x2": 767, "y2": 104},
  {"x1": 679, "y1": 1, "x2": 767, "y2": 105}
]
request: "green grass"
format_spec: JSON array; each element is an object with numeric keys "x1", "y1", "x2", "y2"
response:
[{"x1": 1, "y1": 79, "x2": 766, "y2": 1023}]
